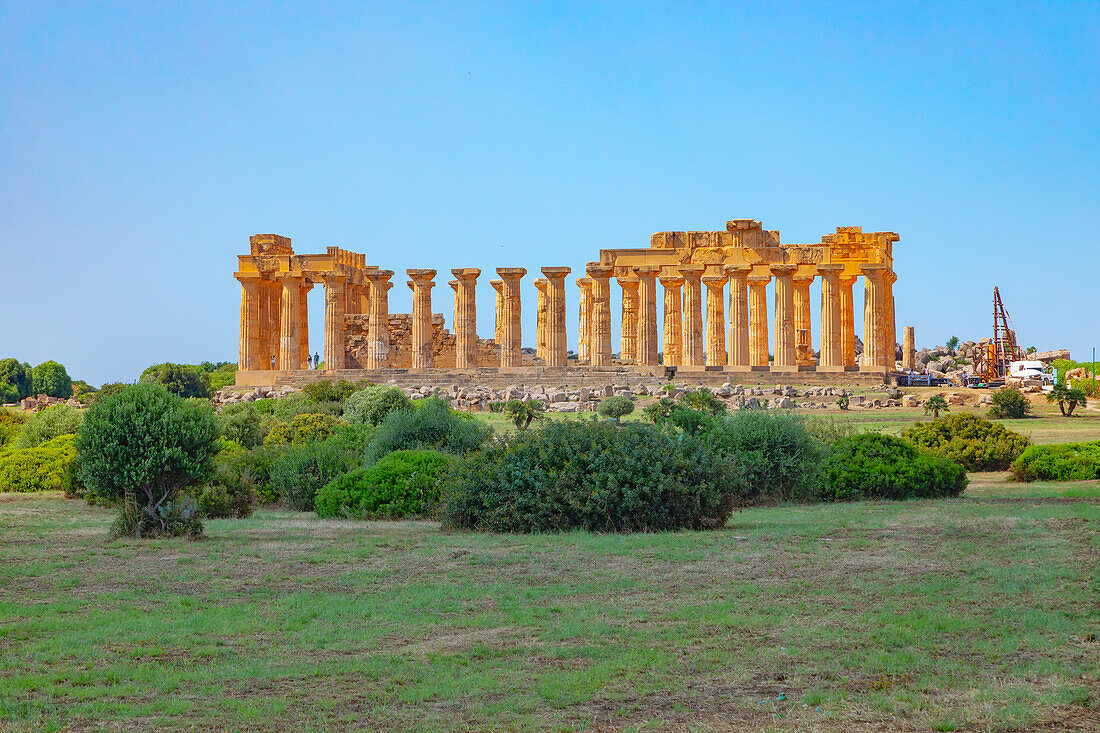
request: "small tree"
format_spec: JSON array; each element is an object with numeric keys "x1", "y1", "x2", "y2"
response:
[
  {"x1": 836, "y1": 395, "x2": 849, "y2": 411},
  {"x1": 77, "y1": 384, "x2": 218, "y2": 538},
  {"x1": 989, "y1": 387, "x2": 1031, "y2": 419},
  {"x1": 503, "y1": 399, "x2": 544, "y2": 430},
  {"x1": 344, "y1": 385, "x2": 411, "y2": 425},
  {"x1": 681, "y1": 387, "x2": 727, "y2": 416},
  {"x1": 946, "y1": 336, "x2": 960, "y2": 351},
  {"x1": 0, "y1": 358, "x2": 33, "y2": 400},
  {"x1": 31, "y1": 361, "x2": 73, "y2": 399},
  {"x1": 139, "y1": 363, "x2": 210, "y2": 399},
  {"x1": 924, "y1": 394, "x2": 949, "y2": 418},
  {"x1": 597, "y1": 395, "x2": 635, "y2": 420},
  {"x1": 1047, "y1": 384, "x2": 1087, "y2": 417}
]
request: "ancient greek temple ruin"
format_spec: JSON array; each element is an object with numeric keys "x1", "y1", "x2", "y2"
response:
[{"x1": 234, "y1": 221, "x2": 902, "y2": 386}]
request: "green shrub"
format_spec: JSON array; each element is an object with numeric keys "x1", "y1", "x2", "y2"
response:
[
  {"x1": 440, "y1": 421, "x2": 737, "y2": 533},
  {"x1": 502, "y1": 399, "x2": 544, "y2": 430},
  {"x1": 0, "y1": 382, "x2": 19, "y2": 404},
  {"x1": 138, "y1": 363, "x2": 210, "y2": 399},
  {"x1": 217, "y1": 402, "x2": 265, "y2": 449},
  {"x1": 270, "y1": 393, "x2": 345, "y2": 420},
  {"x1": 704, "y1": 410, "x2": 825, "y2": 503},
  {"x1": 301, "y1": 379, "x2": 369, "y2": 404},
  {"x1": 0, "y1": 434, "x2": 77, "y2": 492},
  {"x1": 0, "y1": 410, "x2": 27, "y2": 448},
  {"x1": 681, "y1": 387, "x2": 726, "y2": 416},
  {"x1": 263, "y1": 412, "x2": 347, "y2": 446},
  {"x1": 77, "y1": 384, "x2": 217, "y2": 538},
  {"x1": 1068, "y1": 379, "x2": 1098, "y2": 398},
  {"x1": 316, "y1": 450, "x2": 454, "y2": 519},
  {"x1": 1010, "y1": 441, "x2": 1100, "y2": 482},
  {"x1": 112, "y1": 495, "x2": 202, "y2": 540},
  {"x1": 823, "y1": 433, "x2": 967, "y2": 501},
  {"x1": 0, "y1": 359, "x2": 33, "y2": 401},
  {"x1": 903, "y1": 413, "x2": 1029, "y2": 471},
  {"x1": 270, "y1": 440, "x2": 355, "y2": 512},
  {"x1": 487, "y1": 401, "x2": 505, "y2": 413},
  {"x1": 215, "y1": 445, "x2": 283, "y2": 502},
  {"x1": 14, "y1": 405, "x2": 84, "y2": 449},
  {"x1": 366, "y1": 397, "x2": 491, "y2": 463},
  {"x1": 597, "y1": 395, "x2": 635, "y2": 419},
  {"x1": 194, "y1": 461, "x2": 257, "y2": 518},
  {"x1": 31, "y1": 361, "x2": 73, "y2": 399},
  {"x1": 344, "y1": 385, "x2": 411, "y2": 426},
  {"x1": 208, "y1": 364, "x2": 237, "y2": 391},
  {"x1": 989, "y1": 387, "x2": 1031, "y2": 419}
]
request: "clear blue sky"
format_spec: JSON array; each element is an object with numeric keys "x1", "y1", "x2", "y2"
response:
[{"x1": 2, "y1": 2, "x2": 1098, "y2": 386}]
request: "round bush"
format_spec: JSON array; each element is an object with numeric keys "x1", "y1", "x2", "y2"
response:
[
  {"x1": 1010, "y1": 441, "x2": 1100, "y2": 482},
  {"x1": 823, "y1": 433, "x2": 967, "y2": 501},
  {"x1": 218, "y1": 402, "x2": 265, "y2": 449},
  {"x1": 316, "y1": 449, "x2": 455, "y2": 519},
  {"x1": 270, "y1": 440, "x2": 355, "y2": 512},
  {"x1": 989, "y1": 387, "x2": 1031, "y2": 419},
  {"x1": 597, "y1": 395, "x2": 635, "y2": 419},
  {"x1": 365, "y1": 397, "x2": 491, "y2": 463},
  {"x1": 903, "y1": 413, "x2": 1029, "y2": 471},
  {"x1": 15, "y1": 405, "x2": 84, "y2": 449},
  {"x1": 138, "y1": 363, "x2": 210, "y2": 399},
  {"x1": 31, "y1": 361, "x2": 73, "y2": 399},
  {"x1": 705, "y1": 410, "x2": 825, "y2": 503},
  {"x1": 263, "y1": 412, "x2": 347, "y2": 446},
  {"x1": 344, "y1": 385, "x2": 412, "y2": 426},
  {"x1": 439, "y1": 421, "x2": 738, "y2": 533},
  {"x1": 0, "y1": 434, "x2": 77, "y2": 492}
]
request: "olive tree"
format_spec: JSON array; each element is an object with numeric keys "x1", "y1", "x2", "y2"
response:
[{"x1": 77, "y1": 384, "x2": 218, "y2": 538}]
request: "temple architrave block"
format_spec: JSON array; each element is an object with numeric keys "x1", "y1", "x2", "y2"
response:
[{"x1": 234, "y1": 220, "x2": 902, "y2": 386}]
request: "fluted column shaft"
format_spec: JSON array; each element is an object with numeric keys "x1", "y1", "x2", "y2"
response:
[
  {"x1": 702, "y1": 275, "x2": 727, "y2": 367},
  {"x1": 497, "y1": 268, "x2": 526, "y2": 368},
  {"x1": 322, "y1": 275, "x2": 347, "y2": 370},
  {"x1": 277, "y1": 275, "x2": 304, "y2": 371},
  {"x1": 903, "y1": 326, "x2": 916, "y2": 370},
  {"x1": 365, "y1": 271, "x2": 393, "y2": 369},
  {"x1": 748, "y1": 275, "x2": 771, "y2": 367},
  {"x1": 237, "y1": 277, "x2": 261, "y2": 371},
  {"x1": 678, "y1": 266, "x2": 705, "y2": 366},
  {"x1": 617, "y1": 277, "x2": 639, "y2": 363},
  {"x1": 633, "y1": 266, "x2": 660, "y2": 366},
  {"x1": 576, "y1": 278, "x2": 593, "y2": 364},
  {"x1": 659, "y1": 275, "x2": 683, "y2": 367},
  {"x1": 534, "y1": 278, "x2": 548, "y2": 361},
  {"x1": 884, "y1": 271, "x2": 897, "y2": 367},
  {"x1": 452, "y1": 268, "x2": 480, "y2": 369},
  {"x1": 817, "y1": 265, "x2": 844, "y2": 368},
  {"x1": 725, "y1": 265, "x2": 750, "y2": 367},
  {"x1": 542, "y1": 267, "x2": 571, "y2": 367},
  {"x1": 298, "y1": 281, "x2": 312, "y2": 369},
  {"x1": 408, "y1": 269, "x2": 436, "y2": 369},
  {"x1": 586, "y1": 265, "x2": 613, "y2": 367},
  {"x1": 259, "y1": 281, "x2": 277, "y2": 369},
  {"x1": 839, "y1": 275, "x2": 857, "y2": 367},
  {"x1": 793, "y1": 275, "x2": 813, "y2": 365},
  {"x1": 861, "y1": 264, "x2": 887, "y2": 368}
]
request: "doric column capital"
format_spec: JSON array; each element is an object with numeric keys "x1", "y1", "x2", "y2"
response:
[
  {"x1": 407, "y1": 268, "x2": 437, "y2": 285},
  {"x1": 496, "y1": 267, "x2": 527, "y2": 280},
  {"x1": 585, "y1": 263, "x2": 613, "y2": 280},
  {"x1": 532, "y1": 277, "x2": 548, "y2": 291},
  {"x1": 658, "y1": 274, "x2": 683, "y2": 288},
  {"x1": 770, "y1": 264, "x2": 798, "y2": 277},
  {"x1": 701, "y1": 274, "x2": 727, "y2": 288},
  {"x1": 451, "y1": 267, "x2": 481, "y2": 284},
  {"x1": 575, "y1": 276, "x2": 593, "y2": 287},
  {"x1": 490, "y1": 278, "x2": 504, "y2": 292},
  {"x1": 540, "y1": 266, "x2": 571, "y2": 281},
  {"x1": 859, "y1": 263, "x2": 888, "y2": 280},
  {"x1": 792, "y1": 272, "x2": 816, "y2": 285},
  {"x1": 677, "y1": 265, "x2": 705, "y2": 281},
  {"x1": 320, "y1": 273, "x2": 348, "y2": 287},
  {"x1": 724, "y1": 264, "x2": 752, "y2": 278},
  {"x1": 616, "y1": 276, "x2": 639, "y2": 289},
  {"x1": 816, "y1": 264, "x2": 845, "y2": 274},
  {"x1": 747, "y1": 274, "x2": 772, "y2": 285},
  {"x1": 632, "y1": 265, "x2": 660, "y2": 279},
  {"x1": 448, "y1": 279, "x2": 459, "y2": 292}
]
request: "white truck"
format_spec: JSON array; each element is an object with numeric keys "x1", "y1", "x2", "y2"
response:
[{"x1": 1008, "y1": 360, "x2": 1056, "y2": 385}]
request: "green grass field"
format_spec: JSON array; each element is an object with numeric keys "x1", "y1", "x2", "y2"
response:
[{"x1": 2, "y1": 479, "x2": 1097, "y2": 732}]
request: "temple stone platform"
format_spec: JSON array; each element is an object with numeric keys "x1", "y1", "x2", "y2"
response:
[{"x1": 235, "y1": 365, "x2": 890, "y2": 390}]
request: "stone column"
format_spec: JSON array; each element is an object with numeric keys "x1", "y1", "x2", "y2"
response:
[
  {"x1": 576, "y1": 277, "x2": 593, "y2": 364},
  {"x1": 497, "y1": 268, "x2": 526, "y2": 368},
  {"x1": 322, "y1": 274, "x2": 347, "y2": 370},
  {"x1": 258, "y1": 281, "x2": 276, "y2": 370},
  {"x1": 817, "y1": 264, "x2": 844, "y2": 370},
  {"x1": 884, "y1": 270, "x2": 897, "y2": 368},
  {"x1": 534, "y1": 278, "x2": 548, "y2": 361},
  {"x1": 277, "y1": 275, "x2": 304, "y2": 371},
  {"x1": 771, "y1": 265, "x2": 797, "y2": 369},
  {"x1": 586, "y1": 264, "x2": 614, "y2": 367},
  {"x1": 298, "y1": 281, "x2": 312, "y2": 370},
  {"x1": 748, "y1": 274, "x2": 771, "y2": 367},
  {"x1": 491, "y1": 279, "x2": 504, "y2": 347},
  {"x1": 839, "y1": 274, "x2": 857, "y2": 367},
  {"x1": 724, "y1": 265, "x2": 751, "y2": 368},
  {"x1": 793, "y1": 274, "x2": 814, "y2": 366},
  {"x1": 236, "y1": 277, "x2": 261, "y2": 372},
  {"x1": 659, "y1": 273, "x2": 683, "y2": 367},
  {"x1": 861, "y1": 264, "x2": 887, "y2": 369},
  {"x1": 678, "y1": 265, "x2": 705, "y2": 367},
  {"x1": 542, "y1": 267, "x2": 571, "y2": 367},
  {"x1": 633, "y1": 266, "x2": 660, "y2": 367},
  {"x1": 365, "y1": 270, "x2": 393, "y2": 369},
  {"x1": 451, "y1": 268, "x2": 480, "y2": 369},
  {"x1": 617, "y1": 276, "x2": 639, "y2": 364},
  {"x1": 903, "y1": 326, "x2": 916, "y2": 370},
  {"x1": 408, "y1": 269, "x2": 436, "y2": 369},
  {"x1": 701, "y1": 275, "x2": 727, "y2": 367}
]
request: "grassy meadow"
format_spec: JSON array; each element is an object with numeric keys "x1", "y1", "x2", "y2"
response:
[{"x1": 1, "y1": 475, "x2": 1097, "y2": 732}]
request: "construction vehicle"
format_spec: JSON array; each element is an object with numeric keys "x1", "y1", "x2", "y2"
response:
[{"x1": 967, "y1": 288, "x2": 1054, "y2": 387}]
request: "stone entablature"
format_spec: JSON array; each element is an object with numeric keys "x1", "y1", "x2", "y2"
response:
[{"x1": 233, "y1": 220, "x2": 901, "y2": 385}]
